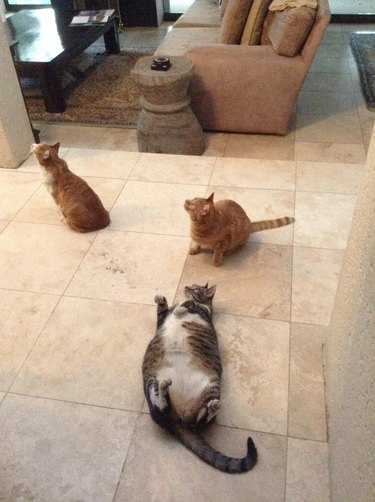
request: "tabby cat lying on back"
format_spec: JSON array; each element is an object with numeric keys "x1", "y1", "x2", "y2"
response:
[
  {"x1": 142, "y1": 283, "x2": 258, "y2": 473},
  {"x1": 31, "y1": 142, "x2": 110, "y2": 233},
  {"x1": 185, "y1": 193, "x2": 294, "y2": 266}
]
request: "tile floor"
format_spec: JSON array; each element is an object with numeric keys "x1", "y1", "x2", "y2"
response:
[{"x1": 0, "y1": 18, "x2": 374, "y2": 502}]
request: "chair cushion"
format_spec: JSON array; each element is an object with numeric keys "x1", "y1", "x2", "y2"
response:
[
  {"x1": 240, "y1": 0, "x2": 273, "y2": 45},
  {"x1": 267, "y1": 6, "x2": 316, "y2": 56},
  {"x1": 219, "y1": 0, "x2": 254, "y2": 44},
  {"x1": 174, "y1": 0, "x2": 222, "y2": 28},
  {"x1": 155, "y1": 27, "x2": 220, "y2": 57}
]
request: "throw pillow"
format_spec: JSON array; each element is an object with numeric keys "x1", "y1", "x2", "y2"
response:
[
  {"x1": 219, "y1": 0, "x2": 254, "y2": 44},
  {"x1": 240, "y1": 0, "x2": 273, "y2": 45},
  {"x1": 268, "y1": 6, "x2": 316, "y2": 56}
]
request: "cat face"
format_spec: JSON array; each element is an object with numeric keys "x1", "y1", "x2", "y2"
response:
[
  {"x1": 184, "y1": 283, "x2": 216, "y2": 303},
  {"x1": 184, "y1": 193, "x2": 214, "y2": 222},
  {"x1": 31, "y1": 142, "x2": 60, "y2": 164}
]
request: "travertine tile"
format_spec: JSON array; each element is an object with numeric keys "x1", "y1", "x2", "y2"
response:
[
  {"x1": 63, "y1": 148, "x2": 140, "y2": 178},
  {"x1": 39, "y1": 124, "x2": 107, "y2": 148},
  {"x1": 66, "y1": 230, "x2": 190, "y2": 304},
  {"x1": 209, "y1": 186, "x2": 295, "y2": 245},
  {"x1": 211, "y1": 158, "x2": 296, "y2": 191},
  {"x1": 296, "y1": 113, "x2": 363, "y2": 144},
  {"x1": 0, "y1": 221, "x2": 9, "y2": 233},
  {"x1": 15, "y1": 178, "x2": 125, "y2": 225},
  {"x1": 178, "y1": 243, "x2": 292, "y2": 321},
  {"x1": 0, "y1": 222, "x2": 95, "y2": 294},
  {"x1": 297, "y1": 90, "x2": 357, "y2": 116},
  {"x1": 289, "y1": 323, "x2": 328, "y2": 441},
  {"x1": 115, "y1": 414, "x2": 287, "y2": 502},
  {"x1": 97, "y1": 128, "x2": 138, "y2": 151},
  {"x1": 0, "y1": 394, "x2": 137, "y2": 502},
  {"x1": 292, "y1": 246, "x2": 344, "y2": 325},
  {"x1": 294, "y1": 191, "x2": 357, "y2": 249},
  {"x1": 0, "y1": 290, "x2": 58, "y2": 391},
  {"x1": 217, "y1": 314, "x2": 289, "y2": 434},
  {"x1": 286, "y1": 438, "x2": 329, "y2": 502},
  {"x1": 12, "y1": 297, "x2": 153, "y2": 411},
  {"x1": 203, "y1": 132, "x2": 229, "y2": 157},
  {"x1": 0, "y1": 171, "x2": 41, "y2": 219},
  {"x1": 130, "y1": 153, "x2": 215, "y2": 185},
  {"x1": 295, "y1": 141, "x2": 367, "y2": 164},
  {"x1": 225, "y1": 134, "x2": 295, "y2": 160},
  {"x1": 309, "y1": 54, "x2": 351, "y2": 73},
  {"x1": 296, "y1": 161, "x2": 364, "y2": 194},
  {"x1": 110, "y1": 181, "x2": 205, "y2": 234},
  {"x1": 302, "y1": 72, "x2": 354, "y2": 93}
]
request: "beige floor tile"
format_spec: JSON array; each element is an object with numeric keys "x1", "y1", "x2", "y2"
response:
[
  {"x1": 0, "y1": 394, "x2": 137, "y2": 502},
  {"x1": 286, "y1": 437, "x2": 329, "y2": 502},
  {"x1": 297, "y1": 90, "x2": 357, "y2": 116},
  {"x1": 296, "y1": 113, "x2": 363, "y2": 144},
  {"x1": 292, "y1": 246, "x2": 344, "y2": 325},
  {"x1": 130, "y1": 153, "x2": 215, "y2": 185},
  {"x1": 39, "y1": 124, "x2": 107, "y2": 148},
  {"x1": 302, "y1": 72, "x2": 355, "y2": 93},
  {"x1": 295, "y1": 141, "x2": 367, "y2": 164},
  {"x1": 217, "y1": 314, "x2": 289, "y2": 434},
  {"x1": 15, "y1": 178, "x2": 125, "y2": 225},
  {"x1": 66, "y1": 230, "x2": 190, "y2": 304},
  {"x1": 115, "y1": 414, "x2": 287, "y2": 502},
  {"x1": 0, "y1": 221, "x2": 9, "y2": 233},
  {"x1": 316, "y1": 40, "x2": 353, "y2": 58},
  {"x1": 0, "y1": 222, "x2": 95, "y2": 294},
  {"x1": 178, "y1": 243, "x2": 292, "y2": 321},
  {"x1": 294, "y1": 191, "x2": 357, "y2": 249},
  {"x1": 110, "y1": 180, "x2": 205, "y2": 234},
  {"x1": 0, "y1": 171, "x2": 41, "y2": 219},
  {"x1": 209, "y1": 186, "x2": 295, "y2": 246},
  {"x1": 12, "y1": 297, "x2": 153, "y2": 410},
  {"x1": 96, "y1": 128, "x2": 139, "y2": 151},
  {"x1": 309, "y1": 54, "x2": 351, "y2": 73},
  {"x1": 225, "y1": 134, "x2": 295, "y2": 160},
  {"x1": 63, "y1": 148, "x2": 140, "y2": 178},
  {"x1": 203, "y1": 132, "x2": 229, "y2": 157},
  {"x1": 289, "y1": 323, "x2": 328, "y2": 441},
  {"x1": 296, "y1": 161, "x2": 364, "y2": 194},
  {"x1": 211, "y1": 158, "x2": 296, "y2": 191},
  {"x1": 0, "y1": 290, "x2": 58, "y2": 391}
]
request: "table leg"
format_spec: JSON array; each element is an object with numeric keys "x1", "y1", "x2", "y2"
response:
[
  {"x1": 41, "y1": 64, "x2": 66, "y2": 113},
  {"x1": 104, "y1": 22, "x2": 120, "y2": 54}
]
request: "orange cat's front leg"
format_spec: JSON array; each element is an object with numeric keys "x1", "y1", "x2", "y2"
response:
[
  {"x1": 189, "y1": 242, "x2": 201, "y2": 255},
  {"x1": 213, "y1": 247, "x2": 224, "y2": 266}
]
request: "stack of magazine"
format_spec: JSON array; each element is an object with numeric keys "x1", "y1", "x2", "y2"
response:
[{"x1": 70, "y1": 9, "x2": 115, "y2": 26}]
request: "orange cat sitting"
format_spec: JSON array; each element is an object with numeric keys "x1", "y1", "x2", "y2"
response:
[
  {"x1": 184, "y1": 193, "x2": 294, "y2": 266},
  {"x1": 32, "y1": 142, "x2": 110, "y2": 233}
]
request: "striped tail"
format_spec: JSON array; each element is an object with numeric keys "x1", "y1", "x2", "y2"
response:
[
  {"x1": 173, "y1": 426, "x2": 257, "y2": 474},
  {"x1": 250, "y1": 216, "x2": 295, "y2": 233}
]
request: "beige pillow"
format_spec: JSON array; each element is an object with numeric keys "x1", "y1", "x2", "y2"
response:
[
  {"x1": 219, "y1": 0, "x2": 254, "y2": 44},
  {"x1": 268, "y1": 6, "x2": 316, "y2": 56},
  {"x1": 240, "y1": 0, "x2": 273, "y2": 45}
]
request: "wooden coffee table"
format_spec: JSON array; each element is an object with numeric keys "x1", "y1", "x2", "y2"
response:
[{"x1": 8, "y1": 8, "x2": 120, "y2": 113}]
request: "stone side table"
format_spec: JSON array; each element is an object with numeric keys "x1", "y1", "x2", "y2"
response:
[{"x1": 131, "y1": 56, "x2": 205, "y2": 156}]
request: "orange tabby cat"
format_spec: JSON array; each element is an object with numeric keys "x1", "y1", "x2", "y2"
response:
[
  {"x1": 32, "y1": 142, "x2": 110, "y2": 233},
  {"x1": 184, "y1": 193, "x2": 294, "y2": 266}
]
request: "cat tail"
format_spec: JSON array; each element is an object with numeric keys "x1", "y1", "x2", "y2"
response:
[
  {"x1": 172, "y1": 426, "x2": 257, "y2": 474},
  {"x1": 250, "y1": 216, "x2": 294, "y2": 233}
]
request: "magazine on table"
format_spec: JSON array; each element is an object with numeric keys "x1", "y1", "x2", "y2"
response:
[{"x1": 70, "y1": 9, "x2": 115, "y2": 26}]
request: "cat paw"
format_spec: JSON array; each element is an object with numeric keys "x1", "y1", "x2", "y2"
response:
[
  {"x1": 159, "y1": 378, "x2": 172, "y2": 396},
  {"x1": 189, "y1": 244, "x2": 201, "y2": 255},
  {"x1": 207, "y1": 399, "x2": 221, "y2": 422},
  {"x1": 154, "y1": 295, "x2": 167, "y2": 306}
]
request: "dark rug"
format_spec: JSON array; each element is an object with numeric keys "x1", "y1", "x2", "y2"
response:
[
  {"x1": 350, "y1": 32, "x2": 375, "y2": 110},
  {"x1": 24, "y1": 48, "x2": 155, "y2": 127}
]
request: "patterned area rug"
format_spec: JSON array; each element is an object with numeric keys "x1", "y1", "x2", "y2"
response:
[
  {"x1": 350, "y1": 32, "x2": 375, "y2": 110},
  {"x1": 24, "y1": 48, "x2": 155, "y2": 127}
]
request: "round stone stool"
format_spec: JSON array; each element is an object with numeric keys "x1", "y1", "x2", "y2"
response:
[{"x1": 131, "y1": 56, "x2": 205, "y2": 156}]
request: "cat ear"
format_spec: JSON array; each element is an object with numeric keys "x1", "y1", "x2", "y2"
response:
[
  {"x1": 52, "y1": 142, "x2": 60, "y2": 152},
  {"x1": 201, "y1": 204, "x2": 211, "y2": 216},
  {"x1": 206, "y1": 284, "x2": 216, "y2": 299},
  {"x1": 207, "y1": 192, "x2": 214, "y2": 203}
]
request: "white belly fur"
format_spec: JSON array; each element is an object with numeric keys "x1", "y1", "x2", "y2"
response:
[{"x1": 157, "y1": 311, "x2": 211, "y2": 403}]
